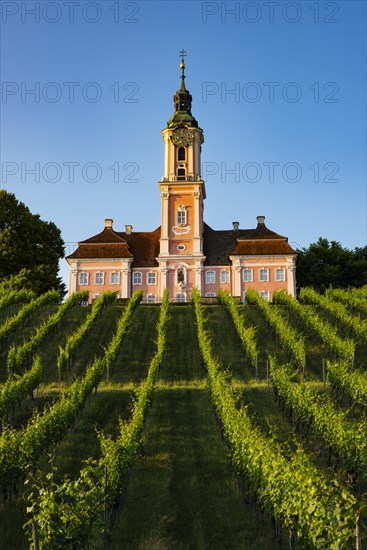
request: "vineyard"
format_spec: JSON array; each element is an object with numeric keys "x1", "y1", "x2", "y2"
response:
[{"x1": 0, "y1": 287, "x2": 366, "y2": 549}]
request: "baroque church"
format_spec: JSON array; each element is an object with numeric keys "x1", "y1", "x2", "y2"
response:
[{"x1": 67, "y1": 53, "x2": 297, "y2": 303}]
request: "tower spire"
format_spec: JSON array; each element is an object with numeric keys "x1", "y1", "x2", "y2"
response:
[
  {"x1": 179, "y1": 48, "x2": 187, "y2": 91},
  {"x1": 167, "y1": 49, "x2": 198, "y2": 128}
]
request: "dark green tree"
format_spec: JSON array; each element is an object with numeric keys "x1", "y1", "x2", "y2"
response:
[
  {"x1": 297, "y1": 238, "x2": 367, "y2": 292},
  {"x1": 0, "y1": 190, "x2": 65, "y2": 295}
]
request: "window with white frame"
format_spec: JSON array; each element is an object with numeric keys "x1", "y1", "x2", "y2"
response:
[
  {"x1": 243, "y1": 268, "x2": 253, "y2": 282},
  {"x1": 205, "y1": 292, "x2": 216, "y2": 297},
  {"x1": 260, "y1": 290, "x2": 270, "y2": 301},
  {"x1": 110, "y1": 272, "x2": 120, "y2": 285},
  {"x1": 259, "y1": 268, "x2": 269, "y2": 282},
  {"x1": 79, "y1": 272, "x2": 89, "y2": 285},
  {"x1": 221, "y1": 271, "x2": 230, "y2": 283},
  {"x1": 206, "y1": 270, "x2": 215, "y2": 284},
  {"x1": 147, "y1": 272, "x2": 157, "y2": 285},
  {"x1": 177, "y1": 206, "x2": 187, "y2": 225},
  {"x1": 95, "y1": 272, "x2": 104, "y2": 285},
  {"x1": 147, "y1": 294, "x2": 156, "y2": 303},
  {"x1": 132, "y1": 272, "x2": 142, "y2": 285},
  {"x1": 276, "y1": 268, "x2": 286, "y2": 281}
]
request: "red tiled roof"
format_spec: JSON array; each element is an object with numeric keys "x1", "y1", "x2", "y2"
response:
[
  {"x1": 230, "y1": 239, "x2": 296, "y2": 255},
  {"x1": 116, "y1": 227, "x2": 161, "y2": 267},
  {"x1": 80, "y1": 227, "x2": 127, "y2": 244},
  {"x1": 66, "y1": 221, "x2": 295, "y2": 267},
  {"x1": 203, "y1": 222, "x2": 296, "y2": 265},
  {"x1": 66, "y1": 243, "x2": 133, "y2": 260},
  {"x1": 66, "y1": 226, "x2": 161, "y2": 267}
]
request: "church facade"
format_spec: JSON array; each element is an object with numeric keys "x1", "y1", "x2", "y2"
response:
[{"x1": 66, "y1": 55, "x2": 297, "y2": 303}]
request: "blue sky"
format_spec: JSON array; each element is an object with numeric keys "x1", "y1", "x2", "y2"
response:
[{"x1": 1, "y1": 0, "x2": 366, "y2": 287}]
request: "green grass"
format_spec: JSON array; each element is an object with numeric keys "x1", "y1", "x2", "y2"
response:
[
  {"x1": 0, "y1": 301, "x2": 366, "y2": 549},
  {"x1": 108, "y1": 306, "x2": 286, "y2": 549},
  {"x1": 111, "y1": 306, "x2": 160, "y2": 382}
]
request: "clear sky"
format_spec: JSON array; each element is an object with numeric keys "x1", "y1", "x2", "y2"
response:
[{"x1": 1, "y1": 0, "x2": 366, "y2": 288}]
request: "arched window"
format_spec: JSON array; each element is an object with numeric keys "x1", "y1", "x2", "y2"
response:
[{"x1": 178, "y1": 147, "x2": 186, "y2": 161}]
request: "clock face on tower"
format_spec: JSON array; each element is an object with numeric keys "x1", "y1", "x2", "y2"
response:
[{"x1": 171, "y1": 127, "x2": 192, "y2": 147}]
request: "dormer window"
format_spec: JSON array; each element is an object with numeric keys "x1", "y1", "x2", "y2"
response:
[
  {"x1": 177, "y1": 205, "x2": 187, "y2": 225},
  {"x1": 178, "y1": 147, "x2": 186, "y2": 161}
]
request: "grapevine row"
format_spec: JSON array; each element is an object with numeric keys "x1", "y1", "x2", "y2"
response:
[
  {"x1": 0, "y1": 290, "x2": 60, "y2": 346},
  {"x1": 0, "y1": 356, "x2": 42, "y2": 420},
  {"x1": 326, "y1": 288, "x2": 367, "y2": 316},
  {"x1": 57, "y1": 291, "x2": 117, "y2": 379},
  {"x1": 104, "y1": 290, "x2": 143, "y2": 379},
  {"x1": 25, "y1": 289, "x2": 169, "y2": 548},
  {"x1": 273, "y1": 290, "x2": 355, "y2": 365},
  {"x1": 300, "y1": 287, "x2": 367, "y2": 343},
  {"x1": 0, "y1": 357, "x2": 105, "y2": 498},
  {"x1": 269, "y1": 356, "x2": 367, "y2": 480},
  {"x1": 192, "y1": 288, "x2": 362, "y2": 549},
  {"x1": 0, "y1": 292, "x2": 142, "y2": 498},
  {"x1": 0, "y1": 289, "x2": 36, "y2": 311},
  {"x1": 245, "y1": 288, "x2": 305, "y2": 367},
  {"x1": 327, "y1": 361, "x2": 367, "y2": 410},
  {"x1": 6, "y1": 290, "x2": 89, "y2": 374},
  {"x1": 218, "y1": 289, "x2": 258, "y2": 368}
]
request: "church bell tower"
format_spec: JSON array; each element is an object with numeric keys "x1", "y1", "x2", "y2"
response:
[{"x1": 158, "y1": 51, "x2": 206, "y2": 300}]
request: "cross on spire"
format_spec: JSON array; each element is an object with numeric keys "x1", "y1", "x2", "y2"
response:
[{"x1": 179, "y1": 49, "x2": 187, "y2": 63}]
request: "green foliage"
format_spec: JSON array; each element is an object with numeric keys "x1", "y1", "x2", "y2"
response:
[
  {"x1": 327, "y1": 361, "x2": 367, "y2": 410},
  {"x1": 0, "y1": 288, "x2": 36, "y2": 310},
  {"x1": 300, "y1": 287, "x2": 367, "y2": 343},
  {"x1": 57, "y1": 291, "x2": 118, "y2": 379},
  {"x1": 0, "y1": 190, "x2": 66, "y2": 295},
  {"x1": 326, "y1": 287, "x2": 367, "y2": 316},
  {"x1": 24, "y1": 289, "x2": 170, "y2": 548},
  {"x1": 217, "y1": 289, "x2": 258, "y2": 368},
  {"x1": 0, "y1": 356, "x2": 42, "y2": 420},
  {"x1": 0, "y1": 358, "x2": 105, "y2": 498},
  {"x1": 7, "y1": 291, "x2": 89, "y2": 374},
  {"x1": 0, "y1": 290, "x2": 60, "y2": 345},
  {"x1": 24, "y1": 461, "x2": 104, "y2": 549},
  {"x1": 104, "y1": 290, "x2": 143, "y2": 377},
  {"x1": 297, "y1": 238, "x2": 367, "y2": 291},
  {"x1": 192, "y1": 289, "x2": 363, "y2": 548},
  {"x1": 245, "y1": 288, "x2": 305, "y2": 368},
  {"x1": 270, "y1": 356, "x2": 367, "y2": 480},
  {"x1": 273, "y1": 290, "x2": 355, "y2": 365}
]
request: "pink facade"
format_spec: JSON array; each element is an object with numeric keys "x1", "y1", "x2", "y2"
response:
[{"x1": 67, "y1": 58, "x2": 297, "y2": 303}]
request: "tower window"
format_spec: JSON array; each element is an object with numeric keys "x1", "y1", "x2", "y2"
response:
[
  {"x1": 177, "y1": 207, "x2": 187, "y2": 225},
  {"x1": 177, "y1": 168, "x2": 186, "y2": 180},
  {"x1": 178, "y1": 147, "x2": 186, "y2": 161}
]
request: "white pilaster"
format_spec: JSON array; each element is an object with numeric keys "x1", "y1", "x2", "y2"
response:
[
  {"x1": 121, "y1": 259, "x2": 132, "y2": 298},
  {"x1": 160, "y1": 189, "x2": 170, "y2": 255},
  {"x1": 70, "y1": 265, "x2": 77, "y2": 294},
  {"x1": 195, "y1": 266, "x2": 203, "y2": 294},
  {"x1": 164, "y1": 135, "x2": 169, "y2": 179},
  {"x1": 230, "y1": 257, "x2": 242, "y2": 297},
  {"x1": 160, "y1": 265, "x2": 168, "y2": 298},
  {"x1": 287, "y1": 257, "x2": 297, "y2": 297},
  {"x1": 193, "y1": 189, "x2": 201, "y2": 254}
]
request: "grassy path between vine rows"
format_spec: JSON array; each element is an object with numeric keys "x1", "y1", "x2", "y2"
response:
[
  {"x1": 108, "y1": 306, "x2": 283, "y2": 549},
  {"x1": 0, "y1": 304, "x2": 158, "y2": 549}
]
